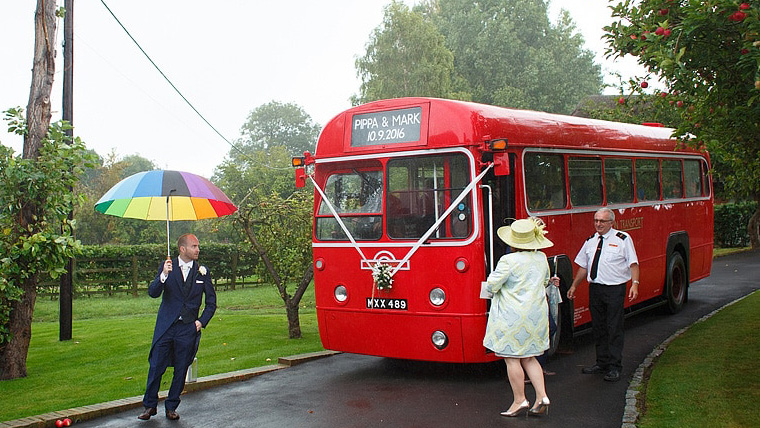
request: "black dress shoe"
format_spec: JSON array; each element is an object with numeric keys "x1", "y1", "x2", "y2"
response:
[
  {"x1": 166, "y1": 409, "x2": 180, "y2": 420},
  {"x1": 604, "y1": 369, "x2": 621, "y2": 382},
  {"x1": 581, "y1": 364, "x2": 607, "y2": 374},
  {"x1": 137, "y1": 407, "x2": 157, "y2": 420}
]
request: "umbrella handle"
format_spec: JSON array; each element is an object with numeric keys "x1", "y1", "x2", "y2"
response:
[{"x1": 166, "y1": 194, "x2": 171, "y2": 258}]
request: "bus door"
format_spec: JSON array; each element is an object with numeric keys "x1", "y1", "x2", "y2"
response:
[{"x1": 482, "y1": 153, "x2": 516, "y2": 273}]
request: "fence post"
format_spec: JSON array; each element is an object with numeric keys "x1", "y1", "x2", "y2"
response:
[
  {"x1": 132, "y1": 255, "x2": 139, "y2": 297},
  {"x1": 230, "y1": 251, "x2": 238, "y2": 291}
]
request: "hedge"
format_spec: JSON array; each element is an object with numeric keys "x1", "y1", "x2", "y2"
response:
[
  {"x1": 38, "y1": 243, "x2": 260, "y2": 297},
  {"x1": 714, "y1": 201, "x2": 758, "y2": 248}
]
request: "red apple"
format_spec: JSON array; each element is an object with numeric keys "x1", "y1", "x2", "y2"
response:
[
  {"x1": 740, "y1": 3, "x2": 750, "y2": 10},
  {"x1": 664, "y1": 29, "x2": 672, "y2": 37},
  {"x1": 659, "y1": 9, "x2": 669, "y2": 15},
  {"x1": 730, "y1": 11, "x2": 747, "y2": 21},
  {"x1": 655, "y1": 27, "x2": 665, "y2": 36},
  {"x1": 63, "y1": 418, "x2": 72, "y2": 427},
  {"x1": 641, "y1": 81, "x2": 649, "y2": 88},
  {"x1": 618, "y1": 97, "x2": 626, "y2": 105},
  {"x1": 56, "y1": 420, "x2": 64, "y2": 428},
  {"x1": 677, "y1": 100, "x2": 684, "y2": 108}
]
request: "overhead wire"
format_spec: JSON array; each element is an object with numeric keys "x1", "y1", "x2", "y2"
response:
[{"x1": 98, "y1": 0, "x2": 289, "y2": 171}]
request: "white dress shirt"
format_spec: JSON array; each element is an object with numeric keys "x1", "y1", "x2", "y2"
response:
[{"x1": 574, "y1": 228, "x2": 638, "y2": 285}]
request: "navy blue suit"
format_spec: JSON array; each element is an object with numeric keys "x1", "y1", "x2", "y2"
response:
[{"x1": 142, "y1": 257, "x2": 216, "y2": 411}]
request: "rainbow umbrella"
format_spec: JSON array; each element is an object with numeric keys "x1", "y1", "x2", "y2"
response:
[{"x1": 95, "y1": 170, "x2": 237, "y2": 256}]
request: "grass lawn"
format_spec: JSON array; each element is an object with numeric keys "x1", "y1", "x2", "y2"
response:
[
  {"x1": 638, "y1": 289, "x2": 760, "y2": 428},
  {"x1": 0, "y1": 285, "x2": 323, "y2": 422}
]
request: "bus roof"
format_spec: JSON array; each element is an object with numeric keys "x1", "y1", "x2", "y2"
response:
[{"x1": 315, "y1": 97, "x2": 700, "y2": 159}]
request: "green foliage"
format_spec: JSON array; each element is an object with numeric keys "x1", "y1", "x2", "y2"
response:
[
  {"x1": 370, "y1": 0, "x2": 602, "y2": 113},
  {"x1": 34, "y1": 243, "x2": 259, "y2": 296},
  {"x1": 254, "y1": 191, "x2": 314, "y2": 286},
  {"x1": 714, "y1": 201, "x2": 759, "y2": 247},
  {"x1": 354, "y1": 1, "x2": 458, "y2": 104},
  {"x1": 236, "y1": 101, "x2": 320, "y2": 158},
  {"x1": 605, "y1": 0, "x2": 760, "y2": 201},
  {"x1": 0, "y1": 108, "x2": 97, "y2": 346}
]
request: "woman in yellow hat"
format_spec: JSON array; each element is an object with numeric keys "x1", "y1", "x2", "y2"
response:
[{"x1": 483, "y1": 217, "x2": 555, "y2": 417}]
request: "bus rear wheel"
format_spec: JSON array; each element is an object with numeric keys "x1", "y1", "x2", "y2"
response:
[{"x1": 664, "y1": 252, "x2": 687, "y2": 314}]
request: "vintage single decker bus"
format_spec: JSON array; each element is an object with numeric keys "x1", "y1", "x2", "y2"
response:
[{"x1": 292, "y1": 97, "x2": 713, "y2": 363}]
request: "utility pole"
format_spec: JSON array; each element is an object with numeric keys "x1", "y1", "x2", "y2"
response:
[{"x1": 60, "y1": 0, "x2": 74, "y2": 341}]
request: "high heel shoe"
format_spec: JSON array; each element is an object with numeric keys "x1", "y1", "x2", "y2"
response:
[
  {"x1": 500, "y1": 400, "x2": 529, "y2": 417},
  {"x1": 529, "y1": 397, "x2": 550, "y2": 416}
]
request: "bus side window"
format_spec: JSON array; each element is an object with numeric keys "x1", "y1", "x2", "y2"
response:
[
  {"x1": 683, "y1": 159, "x2": 702, "y2": 198},
  {"x1": 524, "y1": 152, "x2": 566, "y2": 210},
  {"x1": 635, "y1": 159, "x2": 660, "y2": 201},
  {"x1": 604, "y1": 158, "x2": 634, "y2": 204},
  {"x1": 662, "y1": 160, "x2": 683, "y2": 199},
  {"x1": 569, "y1": 157, "x2": 602, "y2": 207}
]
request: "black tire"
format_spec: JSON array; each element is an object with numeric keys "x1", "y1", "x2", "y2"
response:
[{"x1": 664, "y1": 252, "x2": 687, "y2": 314}]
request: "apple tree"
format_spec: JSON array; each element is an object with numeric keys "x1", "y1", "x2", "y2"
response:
[
  {"x1": 605, "y1": 0, "x2": 760, "y2": 247},
  {"x1": 213, "y1": 101, "x2": 319, "y2": 338}
]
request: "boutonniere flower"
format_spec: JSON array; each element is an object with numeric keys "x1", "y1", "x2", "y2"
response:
[{"x1": 198, "y1": 266, "x2": 207, "y2": 276}]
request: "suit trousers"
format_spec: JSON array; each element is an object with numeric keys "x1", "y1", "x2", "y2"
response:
[
  {"x1": 589, "y1": 282, "x2": 626, "y2": 371},
  {"x1": 143, "y1": 321, "x2": 198, "y2": 410}
]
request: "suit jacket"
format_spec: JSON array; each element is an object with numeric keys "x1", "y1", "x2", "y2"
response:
[{"x1": 147, "y1": 257, "x2": 217, "y2": 363}]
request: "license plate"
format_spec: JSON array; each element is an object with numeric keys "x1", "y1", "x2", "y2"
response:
[{"x1": 366, "y1": 298, "x2": 408, "y2": 310}]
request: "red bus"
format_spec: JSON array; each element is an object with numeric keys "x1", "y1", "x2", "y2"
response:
[{"x1": 293, "y1": 97, "x2": 713, "y2": 363}]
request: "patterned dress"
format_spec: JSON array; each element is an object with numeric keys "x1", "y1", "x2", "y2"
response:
[{"x1": 483, "y1": 251, "x2": 550, "y2": 358}]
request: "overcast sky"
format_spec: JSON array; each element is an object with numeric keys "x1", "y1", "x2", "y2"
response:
[{"x1": 0, "y1": 0, "x2": 640, "y2": 179}]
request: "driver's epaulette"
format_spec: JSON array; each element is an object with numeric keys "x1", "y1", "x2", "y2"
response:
[
  {"x1": 586, "y1": 234, "x2": 595, "y2": 241},
  {"x1": 616, "y1": 232, "x2": 628, "y2": 240}
]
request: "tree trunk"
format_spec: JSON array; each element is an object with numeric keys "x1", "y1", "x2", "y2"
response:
[
  {"x1": 749, "y1": 203, "x2": 760, "y2": 250},
  {"x1": 0, "y1": 278, "x2": 38, "y2": 380},
  {"x1": 285, "y1": 264, "x2": 314, "y2": 339},
  {"x1": 1, "y1": 0, "x2": 58, "y2": 381},
  {"x1": 25, "y1": 0, "x2": 58, "y2": 160},
  {"x1": 286, "y1": 302, "x2": 302, "y2": 339}
]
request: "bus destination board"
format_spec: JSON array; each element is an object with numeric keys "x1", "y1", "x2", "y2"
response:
[{"x1": 351, "y1": 106, "x2": 422, "y2": 147}]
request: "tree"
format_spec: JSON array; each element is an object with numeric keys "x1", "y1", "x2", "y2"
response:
[
  {"x1": 605, "y1": 0, "x2": 760, "y2": 248},
  {"x1": 237, "y1": 101, "x2": 321, "y2": 158},
  {"x1": 1, "y1": 110, "x2": 95, "y2": 379},
  {"x1": 0, "y1": 0, "x2": 56, "y2": 380},
  {"x1": 214, "y1": 101, "x2": 320, "y2": 338},
  {"x1": 356, "y1": 0, "x2": 602, "y2": 113},
  {"x1": 353, "y1": 1, "x2": 459, "y2": 104}
]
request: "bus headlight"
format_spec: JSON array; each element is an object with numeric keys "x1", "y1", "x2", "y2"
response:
[
  {"x1": 431, "y1": 331, "x2": 449, "y2": 350},
  {"x1": 334, "y1": 285, "x2": 348, "y2": 303},
  {"x1": 429, "y1": 288, "x2": 446, "y2": 306}
]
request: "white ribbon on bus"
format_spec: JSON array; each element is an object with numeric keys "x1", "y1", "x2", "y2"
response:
[{"x1": 308, "y1": 163, "x2": 494, "y2": 278}]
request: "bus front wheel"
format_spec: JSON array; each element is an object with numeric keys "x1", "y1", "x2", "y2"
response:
[{"x1": 664, "y1": 252, "x2": 687, "y2": 314}]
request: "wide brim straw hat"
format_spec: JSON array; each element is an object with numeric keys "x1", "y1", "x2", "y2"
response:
[{"x1": 497, "y1": 218, "x2": 554, "y2": 250}]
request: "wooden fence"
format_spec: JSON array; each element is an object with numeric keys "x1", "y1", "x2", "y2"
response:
[{"x1": 37, "y1": 254, "x2": 262, "y2": 298}]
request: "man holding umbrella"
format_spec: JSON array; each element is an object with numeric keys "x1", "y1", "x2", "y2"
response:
[{"x1": 138, "y1": 233, "x2": 217, "y2": 421}]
